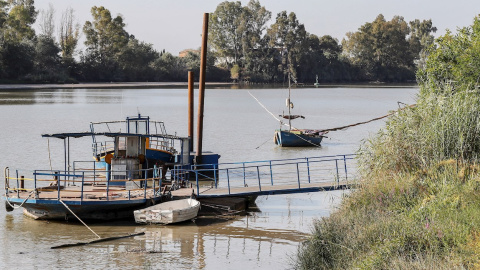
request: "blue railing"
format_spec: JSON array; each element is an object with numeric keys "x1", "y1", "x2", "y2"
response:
[
  {"x1": 4, "y1": 163, "x2": 164, "y2": 203},
  {"x1": 173, "y1": 154, "x2": 356, "y2": 197}
]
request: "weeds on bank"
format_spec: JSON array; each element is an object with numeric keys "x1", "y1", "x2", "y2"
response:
[
  {"x1": 295, "y1": 87, "x2": 480, "y2": 269},
  {"x1": 296, "y1": 161, "x2": 480, "y2": 269}
]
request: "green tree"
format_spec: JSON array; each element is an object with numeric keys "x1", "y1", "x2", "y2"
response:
[
  {"x1": 209, "y1": 1, "x2": 244, "y2": 68},
  {"x1": 151, "y1": 52, "x2": 185, "y2": 81},
  {"x1": 342, "y1": 14, "x2": 436, "y2": 82},
  {"x1": 240, "y1": 0, "x2": 271, "y2": 82},
  {"x1": 117, "y1": 39, "x2": 159, "y2": 81},
  {"x1": 3, "y1": 0, "x2": 37, "y2": 42},
  {"x1": 409, "y1": 19, "x2": 436, "y2": 69},
  {"x1": 343, "y1": 15, "x2": 411, "y2": 81},
  {"x1": 417, "y1": 15, "x2": 480, "y2": 94},
  {"x1": 31, "y1": 35, "x2": 62, "y2": 82},
  {"x1": 266, "y1": 11, "x2": 307, "y2": 81},
  {"x1": 82, "y1": 6, "x2": 130, "y2": 81},
  {"x1": 0, "y1": 0, "x2": 37, "y2": 80}
]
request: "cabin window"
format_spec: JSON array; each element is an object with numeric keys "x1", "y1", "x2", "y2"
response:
[{"x1": 129, "y1": 120, "x2": 148, "y2": 134}]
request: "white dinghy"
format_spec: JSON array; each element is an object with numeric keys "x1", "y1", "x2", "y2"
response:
[{"x1": 134, "y1": 198, "x2": 201, "y2": 224}]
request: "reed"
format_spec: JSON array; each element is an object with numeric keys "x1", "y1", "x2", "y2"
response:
[{"x1": 295, "y1": 83, "x2": 480, "y2": 269}]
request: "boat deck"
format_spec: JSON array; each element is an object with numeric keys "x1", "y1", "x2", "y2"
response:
[{"x1": 7, "y1": 185, "x2": 161, "y2": 202}]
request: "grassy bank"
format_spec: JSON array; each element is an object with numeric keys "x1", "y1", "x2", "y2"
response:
[
  {"x1": 295, "y1": 160, "x2": 480, "y2": 269},
  {"x1": 295, "y1": 15, "x2": 480, "y2": 269}
]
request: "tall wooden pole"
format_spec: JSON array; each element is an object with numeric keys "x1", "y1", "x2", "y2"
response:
[
  {"x1": 196, "y1": 13, "x2": 209, "y2": 164},
  {"x1": 188, "y1": 71, "x2": 194, "y2": 153}
]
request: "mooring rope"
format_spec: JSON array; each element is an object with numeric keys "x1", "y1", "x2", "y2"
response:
[
  {"x1": 59, "y1": 199, "x2": 101, "y2": 239},
  {"x1": 318, "y1": 104, "x2": 416, "y2": 133},
  {"x1": 4, "y1": 190, "x2": 35, "y2": 209}
]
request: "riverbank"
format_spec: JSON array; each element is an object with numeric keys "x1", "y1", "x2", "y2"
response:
[{"x1": 0, "y1": 82, "x2": 234, "y2": 90}]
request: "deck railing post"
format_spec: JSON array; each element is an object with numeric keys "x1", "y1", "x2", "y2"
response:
[
  {"x1": 269, "y1": 161, "x2": 273, "y2": 186},
  {"x1": 343, "y1": 155, "x2": 348, "y2": 182},
  {"x1": 214, "y1": 164, "x2": 218, "y2": 188},
  {"x1": 144, "y1": 169, "x2": 147, "y2": 199},
  {"x1": 57, "y1": 171, "x2": 61, "y2": 200},
  {"x1": 34, "y1": 170, "x2": 37, "y2": 191},
  {"x1": 106, "y1": 171, "x2": 110, "y2": 201},
  {"x1": 15, "y1": 170, "x2": 19, "y2": 197},
  {"x1": 196, "y1": 171, "x2": 200, "y2": 197},
  {"x1": 243, "y1": 162, "x2": 246, "y2": 188},
  {"x1": 335, "y1": 159, "x2": 340, "y2": 187},
  {"x1": 153, "y1": 168, "x2": 156, "y2": 198},
  {"x1": 72, "y1": 162, "x2": 76, "y2": 186},
  {"x1": 227, "y1": 169, "x2": 231, "y2": 195},
  {"x1": 306, "y1": 158, "x2": 311, "y2": 183},
  {"x1": 20, "y1": 176, "x2": 24, "y2": 191},
  {"x1": 93, "y1": 161, "x2": 96, "y2": 186},
  {"x1": 257, "y1": 166, "x2": 261, "y2": 192},
  {"x1": 81, "y1": 172, "x2": 85, "y2": 204},
  {"x1": 296, "y1": 163, "x2": 301, "y2": 189}
]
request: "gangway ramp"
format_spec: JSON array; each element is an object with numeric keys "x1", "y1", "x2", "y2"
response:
[{"x1": 173, "y1": 154, "x2": 357, "y2": 198}]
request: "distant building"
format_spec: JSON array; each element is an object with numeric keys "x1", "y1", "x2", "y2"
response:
[{"x1": 179, "y1": 49, "x2": 200, "y2": 58}]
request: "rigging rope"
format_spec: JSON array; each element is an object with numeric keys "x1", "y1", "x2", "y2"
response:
[{"x1": 247, "y1": 90, "x2": 294, "y2": 129}]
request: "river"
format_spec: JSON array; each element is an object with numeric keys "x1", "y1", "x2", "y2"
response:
[{"x1": 0, "y1": 85, "x2": 417, "y2": 269}]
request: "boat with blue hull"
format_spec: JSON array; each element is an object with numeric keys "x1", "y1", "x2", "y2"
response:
[
  {"x1": 274, "y1": 129, "x2": 325, "y2": 147},
  {"x1": 3, "y1": 114, "x2": 193, "y2": 220},
  {"x1": 274, "y1": 72, "x2": 326, "y2": 147}
]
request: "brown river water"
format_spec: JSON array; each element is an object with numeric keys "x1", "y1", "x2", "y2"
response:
[{"x1": 0, "y1": 85, "x2": 417, "y2": 269}]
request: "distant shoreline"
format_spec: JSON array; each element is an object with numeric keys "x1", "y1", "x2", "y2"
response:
[
  {"x1": 0, "y1": 82, "x2": 234, "y2": 90},
  {"x1": 0, "y1": 81, "x2": 418, "y2": 91}
]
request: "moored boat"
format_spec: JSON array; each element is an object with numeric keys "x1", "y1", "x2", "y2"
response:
[
  {"x1": 3, "y1": 114, "x2": 192, "y2": 221},
  {"x1": 274, "y1": 71, "x2": 327, "y2": 147},
  {"x1": 274, "y1": 129, "x2": 325, "y2": 147},
  {"x1": 134, "y1": 198, "x2": 200, "y2": 224}
]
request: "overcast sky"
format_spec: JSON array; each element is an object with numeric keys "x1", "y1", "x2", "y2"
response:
[{"x1": 34, "y1": 0, "x2": 480, "y2": 55}]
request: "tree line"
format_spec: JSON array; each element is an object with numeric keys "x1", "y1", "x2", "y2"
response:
[{"x1": 0, "y1": 0, "x2": 436, "y2": 84}]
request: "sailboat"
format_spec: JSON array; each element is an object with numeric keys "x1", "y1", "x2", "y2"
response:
[{"x1": 274, "y1": 73, "x2": 326, "y2": 147}]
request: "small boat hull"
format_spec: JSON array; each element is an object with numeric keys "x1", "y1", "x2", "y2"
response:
[
  {"x1": 274, "y1": 130, "x2": 324, "y2": 147},
  {"x1": 134, "y1": 198, "x2": 200, "y2": 224},
  {"x1": 6, "y1": 197, "x2": 163, "y2": 221}
]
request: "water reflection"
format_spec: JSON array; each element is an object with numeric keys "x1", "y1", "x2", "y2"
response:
[{"x1": 0, "y1": 89, "x2": 125, "y2": 105}]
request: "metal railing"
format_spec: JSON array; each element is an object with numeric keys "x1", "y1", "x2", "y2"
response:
[
  {"x1": 4, "y1": 162, "x2": 166, "y2": 203},
  {"x1": 173, "y1": 154, "x2": 357, "y2": 197}
]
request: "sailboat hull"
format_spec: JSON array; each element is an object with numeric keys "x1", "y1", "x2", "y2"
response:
[{"x1": 274, "y1": 130, "x2": 323, "y2": 147}]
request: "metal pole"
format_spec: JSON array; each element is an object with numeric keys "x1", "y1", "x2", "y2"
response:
[
  {"x1": 269, "y1": 161, "x2": 273, "y2": 186},
  {"x1": 296, "y1": 163, "x2": 301, "y2": 189},
  {"x1": 81, "y1": 172, "x2": 84, "y2": 204},
  {"x1": 243, "y1": 162, "x2": 246, "y2": 187},
  {"x1": 214, "y1": 164, "x2": 218, "y2": 188},
  {"x1": 335, "y1": 159, "x2": 339, "y2": 186},
  {"x1": 196, "y1": 171, "x2": 200, "y2": 197},
  {"x1": 343, "y1": 155, "x2": 348, "y2": 182},
  {"x1": 257, "y1": 166, "x2": 261, "y2": 192},
  {"x1": 188, "y1": 71, "x2": 194, "y2": 153},
  {"x1": 227, "y1": 169, "x2": 231, "y2": 195},
  {"x1": 64, "y1": 139, "x2": 67, "y2": 187},
  {"x1": 16, "y1": 170, "x2": 19, "y2": 197},
  {"x1": 195, "y1": 13, "x2": 209, "y2": 165},
  {"x1": 306, "y1": 158, "x2": 311, "y2": 183}
]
